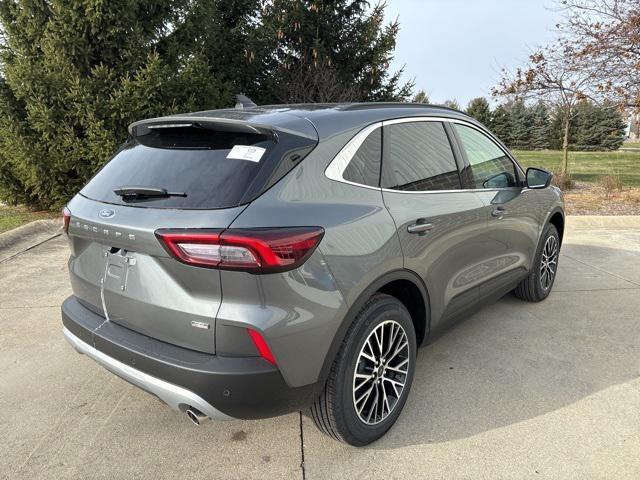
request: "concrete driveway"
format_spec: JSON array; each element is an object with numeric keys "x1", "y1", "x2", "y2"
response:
[{"x1": 1, "y1": 218, "x2": 639, "y2": 479}]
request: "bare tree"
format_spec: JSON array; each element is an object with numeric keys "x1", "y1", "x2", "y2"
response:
[
  {"x1": 277, "y1": 59, "x2": 362, "y2": 103},
  {"x1": 556, "y1": 0, "x2": 640, "y2": 110},
  {"x1": 493, "y1": 43, "x2": 601, "y2": 175}
]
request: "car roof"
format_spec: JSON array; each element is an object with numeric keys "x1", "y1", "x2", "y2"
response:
[{"x1": 131, "y1": 103, "x2": 479, "y2": 140}]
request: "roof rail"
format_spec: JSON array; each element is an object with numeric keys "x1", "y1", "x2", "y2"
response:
[{"x1": 339, "y1": 102, "x2": 466, "y2": 114}]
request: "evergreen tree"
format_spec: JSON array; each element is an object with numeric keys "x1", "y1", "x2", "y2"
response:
[
  {"x1": 597, "y1": 104, "x2": 626, "y2": 151},
  {"x1": 572, "y1": 101, "x2": 626, "y2": 151},
  {"x1": 529, "y1": 102, "x2": 551, "y2": 150},
  {"x1": 441, "y1": 99, "x2": 460, "y2": 110},
  {"x1": 548, "y1": 108, "x2": 567, "y2": 150},
  {"x1": 260, "y1": 0, "x2": 412, "y2": 103},
  {"x1": 0, "y1": 0, "x2": 414, "y2": 208},
  {"x1": 548, "y1": 101, "x2": 626, "y2": 151},
  {"x1": 0, "y1": 0, "x2": 231, "y2": 208},
  {"x1": 490, "y1": 104, "x2": 512, "y2": 146},
  {"x1": 508, "y1": 100, "x2": 532, "y2": 149},
  {"x1": 412, "y1": 90, "x2": 429, "y2": 103},
  {"x1": 170, "y1": 0, "x2": 273, "y2": 102},
  {"x1": 466, "y1": 97, "x2": 492, "y2": 127}
]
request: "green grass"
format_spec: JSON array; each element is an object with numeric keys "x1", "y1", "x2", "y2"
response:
[
  {"x1": 0, "y1": 204, "x2": 58, "y2": 234},
  {"x1": 513, "y1": 149, "x2": 640, "y2": 187}
]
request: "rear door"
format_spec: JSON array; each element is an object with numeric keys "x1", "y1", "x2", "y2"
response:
[
  {"x1": 380, "y1": 119, "x2": 487, "y2": 328},
  {"x1": 450, "y1": 122, "x2": 539, "y2": 296},
  {"x1": 66, "y1": 120, "x2": 317, "y2": 354}
]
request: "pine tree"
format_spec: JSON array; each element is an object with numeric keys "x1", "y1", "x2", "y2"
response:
[
  {"x1": 172, "y1": 0, "x2": 275, "y2": 102},
  {"x1": 466, "y1": 97, "x2": 492, "y2": 127},
  {"x1": 598, "y1": 103, "x2": 626, "y2": 151},
  {"x1": 0, "y1": 1, "x2": 232, "y2": 208},
  {"x1": 529, "y1": 102, "x2": 551, "y2": 150},
  {"x1": 441, "y1": 99, "x2": 460, "y2": 110},
  {"x1": 260, "y1": 0, "x2": 412, "y2": 103},
  {"x1": 549, "y1": 100, "x2": 626, "y2": 151},
  {"x1": 412, "y1": 90, "x2": 429, "y2": 103},
  {"x1": 572, "y1": 101, "x2": 626, "y2": 151},
  {"x1": 509, "y1": 100, "x2": 532, "y2": 149},
  {"x1": 490, "y1": 105, "x2": 512, "y2": 146}
]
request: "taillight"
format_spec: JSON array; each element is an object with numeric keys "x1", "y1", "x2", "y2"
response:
[
  {"x1": 155, "y1": 227, "x2": 324, "y2": 273},
  {"x1": 62, "y1": 207, "x2": 71, "y2": 234}
]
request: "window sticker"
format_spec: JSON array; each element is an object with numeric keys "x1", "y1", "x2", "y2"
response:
[{"x1": 226, "y1": 145, "x2": 266, "y2": 163}]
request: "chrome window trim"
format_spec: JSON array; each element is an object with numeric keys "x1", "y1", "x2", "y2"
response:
[
  {"x1": 324, "y1": 116, "x2": 525, "y2": 194},
  {"x1": 324, "y1": 122, "x2": 382, "y2": 190}
]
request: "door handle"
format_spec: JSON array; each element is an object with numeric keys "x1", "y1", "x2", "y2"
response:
[
  {"x1": 491, "y1": 206, "x2": 506, "y2": 219},
  {"x1": 407, "y1": 220, "x2": 433, "y2": 235}
]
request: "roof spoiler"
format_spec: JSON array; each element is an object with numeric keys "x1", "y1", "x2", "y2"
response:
[
  {"x1": 128, "y1": 116, "x2": 276, "y2": 136},
  {"x1": 128, "y1": 115, "x2": 317, "y2": 140}
]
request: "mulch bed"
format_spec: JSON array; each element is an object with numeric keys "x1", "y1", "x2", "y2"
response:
[{"x1": 562, "y1": 182, "x2": 640, "y2": 215}]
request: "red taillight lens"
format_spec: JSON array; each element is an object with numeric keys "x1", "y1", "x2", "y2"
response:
[
  {"x1": 155, "y1": 227, "x2": 324, "y2": 273},
  {"x1": 62, "y1": 207, "x2": 71, "y2": 234},
  {"x1": 247, "y1": 328, "x2": 277, "y2": 365},
  {"x1": 155, "y1": 230, "x2": 224, "y2": 267}
]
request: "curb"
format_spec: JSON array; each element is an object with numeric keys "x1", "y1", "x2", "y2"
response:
[
  {"x1": 566, "y1": 215, "x2": 640, "y2": 231},
  {"x1": 0, "y1": 219, "x2": 62, "y2": 263}
]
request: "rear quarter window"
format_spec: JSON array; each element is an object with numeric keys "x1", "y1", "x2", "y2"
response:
[
  {"x1": 343, "y1": 128, "x2": 382, "y2": 187},
  {"x1": 80, "y1": 126, "x2": 316, "y2": 209}
]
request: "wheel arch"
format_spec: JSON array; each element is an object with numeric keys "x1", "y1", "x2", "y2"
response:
[
  {"x1": 318, "y1": 269, "x2": 430, "y2": 385},
  {"x1": 548, "y1": 208, "x2": 565, "y2": 245}
]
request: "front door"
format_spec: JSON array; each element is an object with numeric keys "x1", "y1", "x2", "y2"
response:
[{"x1": 450, "y1": 122, "x2": 540, "y2": 297}]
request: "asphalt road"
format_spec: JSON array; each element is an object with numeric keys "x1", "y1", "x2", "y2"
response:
[{"x1": 1, "y1": 219, "x2": 639, "y2": 479}]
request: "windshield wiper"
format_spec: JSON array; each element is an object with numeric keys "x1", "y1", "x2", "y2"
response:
[{"x1": 113, "y1": 186, "x2": 187, "y2": 199}]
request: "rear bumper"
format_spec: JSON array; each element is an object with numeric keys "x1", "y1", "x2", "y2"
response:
[
  {"x1": 61, "y1": 296, "x2": 320, "y2": 419},
  {"x1": 63, "y1": 327, "x2": 232, "y2": 420}
]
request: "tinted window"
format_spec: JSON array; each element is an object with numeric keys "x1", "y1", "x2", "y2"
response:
[
  {"x1": 343, "y1": 128, "x2": 381, "y2": 187},
  {"x1": 381, "y1": 122, "x2": 460, "y2": 191},
  {"x1": 81, "y1": 127, "x2": 316, "y2": 209},
  {"x1": 454, "y1": 124, "x2": 518, "y2": 189}
]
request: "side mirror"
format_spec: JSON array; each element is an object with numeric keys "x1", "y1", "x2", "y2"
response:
[{"x1": 526, "y1": 167, "x2": 553, "y2": 189}]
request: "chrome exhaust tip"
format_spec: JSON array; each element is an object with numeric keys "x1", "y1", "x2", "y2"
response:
[{"x1": 186, "y1": 407, "x2": 208, "y2": 426}]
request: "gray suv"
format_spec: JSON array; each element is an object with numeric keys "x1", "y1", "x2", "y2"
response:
[{"x1": 61, "y1": 103, "x2": 564, "y2": 446}]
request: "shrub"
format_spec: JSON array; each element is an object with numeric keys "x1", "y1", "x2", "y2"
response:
[
  {"x1": 552, "y1": 171, "x2": 575, "y2": 190},
  {"x1": 599, "y1": 173, "x2": 623, "y2": 198}
]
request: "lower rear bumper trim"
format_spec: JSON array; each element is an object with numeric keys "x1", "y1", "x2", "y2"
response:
[{"x1": 63, "y1": 327, "x2": 234, "y2": 420}]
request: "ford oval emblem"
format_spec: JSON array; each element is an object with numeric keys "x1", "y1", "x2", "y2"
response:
[{"x1": 98, "y1": 209, "x2": 115, "y2": 219}]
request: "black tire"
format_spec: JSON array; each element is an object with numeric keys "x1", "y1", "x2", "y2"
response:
[
  {"x1": 310, "y1": 293, "x2": 417, "y2": 446},
  {"x1": 514, "y1": 223, "x2": 560, "y2": 302}
]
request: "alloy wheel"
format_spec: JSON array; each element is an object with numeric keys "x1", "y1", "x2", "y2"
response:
[
  {"x1": 352, "y1": 320, "x2": 410, "y2": 425},
  {"x1": 539, "y1": 235, "x2": 558, "y2": 290}
]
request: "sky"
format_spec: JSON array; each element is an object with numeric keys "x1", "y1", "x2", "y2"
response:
[{"x1": 385, "y1": 0, "x2": 560, "y2": 107}]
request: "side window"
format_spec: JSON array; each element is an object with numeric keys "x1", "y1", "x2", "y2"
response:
[
  {"x1": 343, "y1": 128, "x2": 381, "y2": 187},
  {"x1": 454, "y1": 124, "x2": 519, "y2": 189},
  {"x1": 381, "y1": 122, "x2": 461, "y2": 191}
]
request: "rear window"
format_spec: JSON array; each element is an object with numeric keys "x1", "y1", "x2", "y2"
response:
[
  {"x1": 80, "y1": 126, "x2": 317, "y2": 209},
  {"x1": 381, "y1": 122, "x2": 461, "y2": 191}
]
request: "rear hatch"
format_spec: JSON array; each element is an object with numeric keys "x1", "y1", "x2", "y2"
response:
[{"x1": 66, "y1": 113, "x2": 317, "y2": 354}]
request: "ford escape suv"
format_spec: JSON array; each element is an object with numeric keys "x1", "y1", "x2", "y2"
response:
[{"x1": 61, "y1": 103, "x2": 564, "y2": 446}]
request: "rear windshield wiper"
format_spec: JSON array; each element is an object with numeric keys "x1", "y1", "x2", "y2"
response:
[{"x1": 113, "y1": 186, "x2": 187, "y2": 199}]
